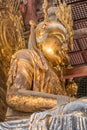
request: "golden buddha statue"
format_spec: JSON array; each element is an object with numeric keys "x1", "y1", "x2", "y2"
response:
[{"x1": 6, "y1": 0, "x2": 77, "y2": 120}]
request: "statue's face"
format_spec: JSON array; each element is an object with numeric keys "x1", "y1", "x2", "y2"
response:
[
  {"x1": 36, "y1": 21, "x2": 69, "y2": 68},
  {"x1": 37, "y1": 35, "x2": 68, "y2": 67}
]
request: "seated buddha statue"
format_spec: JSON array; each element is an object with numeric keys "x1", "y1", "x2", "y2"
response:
[{"x1": 6, "y1": 1, "x2": 77, "y2": 120}]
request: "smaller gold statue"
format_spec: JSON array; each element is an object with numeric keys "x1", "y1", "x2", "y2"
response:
[
  {"x1": 0, "y1": 0, "x2": 26, "y2": 121},
  {"x1": 6, "y1": 1, "x2": 77, "y2": 120}
]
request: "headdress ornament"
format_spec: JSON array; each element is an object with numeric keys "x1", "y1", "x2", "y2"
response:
[{"x1": 35, "y1": 0, "x2": 74, "y2": 50}]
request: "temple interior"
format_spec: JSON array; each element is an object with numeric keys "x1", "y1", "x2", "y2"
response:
[{"x1": 0, "y1": 0, "x2": 87, "y2": 129}]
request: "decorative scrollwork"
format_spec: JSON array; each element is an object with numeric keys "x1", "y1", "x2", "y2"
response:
[
  {"x1": 55, "y1": 1, "x2": 74, "y2": 50},
  {"x1": 0, "y1": 0, "x2": 26, "y2": 121},
  {"x1": 0, "y1": 0, "x2": 26, "y2": 76}
]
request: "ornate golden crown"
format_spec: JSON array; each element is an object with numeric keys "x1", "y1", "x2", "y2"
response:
[{"x1": 35, "y1": 0, "x2": 74, "y2": 50}]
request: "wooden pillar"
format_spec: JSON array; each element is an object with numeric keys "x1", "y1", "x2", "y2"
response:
[
  {"x1": 74, "y1": 28, "x2": 87, "y2": 39},
  {"x1": 0, "y1": 68, "x2": 7, "y2": 121},
  {"x1": 24, "y1": 0, "x2": 37, "y2": 24},
  {"x1": 56, "y1": 65, "x2": 87, "y2": 80}
]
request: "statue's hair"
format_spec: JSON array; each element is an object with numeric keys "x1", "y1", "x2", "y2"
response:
[{"x1": 48, "y1": 7, "x2": 57, "y2": 21}]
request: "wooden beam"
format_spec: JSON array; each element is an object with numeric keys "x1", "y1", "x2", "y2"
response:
[
  {"x1": 74, "y1": 28, "x2": 87, "y2": 39},
  {"x1": 74, "y1": 19, "x2": 87, "y2": 24},
  {"x1": 57, "y1": 65, "x2": 87, "y2": 80},
  {"x1": 69, "y1": 49, "x2": 87, "y2": 55}
]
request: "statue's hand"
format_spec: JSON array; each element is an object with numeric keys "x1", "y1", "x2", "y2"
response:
[{"x1": 29, "y1": 20, "x2": 36, "y2": 28}]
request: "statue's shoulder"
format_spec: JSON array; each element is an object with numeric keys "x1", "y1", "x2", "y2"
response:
[
  {"x1": 14, "y1": 49, "x2": 30, "y2": 55},
  {"x1": 12, "y1": 49, "x2": 32, "y2": 59},
  {"x1": 12, "y1": 49, "x2": 34, "y2": 62}
]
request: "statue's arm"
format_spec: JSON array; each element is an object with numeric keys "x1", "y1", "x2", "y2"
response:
[
  {"x1": 6, "y1": 50, "x2": 34, "y2": 112},
  {"x1": 6, "y1": 50, "x2": 57, "y2": 112},
  {"x1": 6, "y1": 90, "x2": 57, "y2": 113}
]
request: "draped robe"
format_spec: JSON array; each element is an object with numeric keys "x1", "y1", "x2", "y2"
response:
[{"x1": 6, "y1": 49, "x2": 65, "y2": 120}]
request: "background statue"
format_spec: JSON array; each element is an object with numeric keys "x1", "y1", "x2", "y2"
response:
[
  {"x1": 0, "y1": 0, "x2": 26, "y2": 121},
  {"x1": 6, "y1": 1, "x2": 77, "y2": 120}
]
